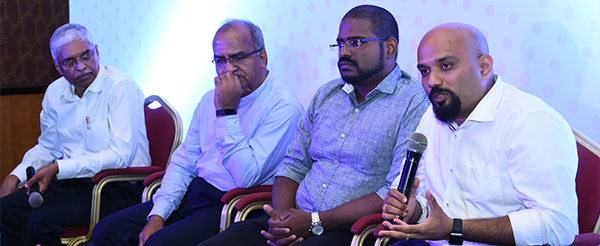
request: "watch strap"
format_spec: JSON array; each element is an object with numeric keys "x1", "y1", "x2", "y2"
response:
[
  {"x1": 216, "y1": 109, "x2": 237, "y2": 116},
  {"x1": 449, "y1": 218, "x2": 464, "y2": 245}
]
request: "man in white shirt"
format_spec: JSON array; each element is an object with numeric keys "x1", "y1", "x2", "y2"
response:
[
  {"x1": 91, "y1": 19, "x2": 304, "y2": 246},
  {"x1": 0, "y1": 23, "x2": 150, "y2": 246},
  {"x1": 379, "y1": 23, "x2": 578, "y2": 246}
]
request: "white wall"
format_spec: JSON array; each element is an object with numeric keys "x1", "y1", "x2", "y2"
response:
[{"x1": 70, "y1": 0, "x2": 600, "y2": 144}]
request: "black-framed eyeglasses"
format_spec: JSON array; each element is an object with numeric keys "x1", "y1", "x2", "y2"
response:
[
  {"x1": 58, "y1": 48, "x2": 96, "y2": 69},
  {"x1": 212, "y1": 49, "x2": 262, "y2": 68},
  {"x1": 329, "y1": 37, "x2": 388, "y2": 52}
]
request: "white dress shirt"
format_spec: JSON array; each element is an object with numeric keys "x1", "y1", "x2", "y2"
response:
[
  {"x1": 149, "y1": 73, "x2": 304, "y2": 221},
  {"x1": 393, "y1": 75, "x2": 578, "y2": 245},
  {"x1": 10, "y1": 64, "x2": 150, "y2": 184}
]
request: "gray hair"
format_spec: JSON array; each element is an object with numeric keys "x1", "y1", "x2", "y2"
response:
[
  {"x1": 217, "y1": 19, "x2": 265, "y2": 51},
  {"x1": 49, "y1": 23, "x2": 94, "y2": 60}
]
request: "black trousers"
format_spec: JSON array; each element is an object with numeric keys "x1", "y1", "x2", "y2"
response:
[
  {"x1": 92, "y1": 177, "x2": 226, "y2": 246},
  {"x1": 0, "y1": 178, "x2": 143, "y2": 246},
  {"x1": 197, "y1": 214, "x2": 368, "y2": 246}
]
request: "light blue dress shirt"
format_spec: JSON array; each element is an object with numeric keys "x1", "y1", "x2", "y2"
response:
[{"x1": 150, "y1": 73, "x2": 304, "y2": 220}]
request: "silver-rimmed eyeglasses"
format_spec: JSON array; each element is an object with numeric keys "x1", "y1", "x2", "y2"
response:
[
  {"x1": 59, "y1": 48, "x2": 96, "y2": 69},
  {"x1": 329, "y1": 37, "x2": 388, "y2": 52},
  {"x1": 212, "y1": 49, "x2": 262, "y2": 68}
]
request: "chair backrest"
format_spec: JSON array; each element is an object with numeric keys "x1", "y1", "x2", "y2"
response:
[
  {"x1": 144, "y1": 95, "x2": 183, "y2": 170},
  {"x1": 573, "y1": 129, "x2": 600, "y2": 234}
]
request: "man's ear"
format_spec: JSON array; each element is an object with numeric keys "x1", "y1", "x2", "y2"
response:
[
  {"x1": 478, "y1": 54, "x2": 493, "y2": 80},
  {"x1": 53, "y1": 60, "x2": 64, "y2": 76},
  {"x1": 260, "y1": 49, "x2": 268, "y2": 69},
  {"x1": 385, "y1": 37, "x2": 398, "y2": 59}
]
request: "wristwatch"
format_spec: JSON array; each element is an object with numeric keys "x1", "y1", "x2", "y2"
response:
[
  {"x1": 309, "y1": 212, "x2": 324, "y2": 236},
  {"x1": 215, "y1": 109, "x2": 237, "y2": 116},
  {"x1": 449, "y1": 218, "x2": 464, "y2": 245}
]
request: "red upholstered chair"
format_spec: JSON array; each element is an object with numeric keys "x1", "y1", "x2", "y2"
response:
[
  {"x1": 61, "y1": 95, "x2": 183, "y2": 246},
  {"x1": 139, "y1": 168, "x2": 273, "y2": 233},
  {"x1": 351, "y1": 129, "x2": 600, "y2": 246},
  {"x1": 570, "y1": 129, "x2": 600, "y2": 245},
  {"x1": 220, "y1": 186, "x2": 272, "y2": 231}
]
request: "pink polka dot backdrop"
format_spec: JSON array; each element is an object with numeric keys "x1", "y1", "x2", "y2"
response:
[{"x1": 70, "y1": 0, "x2": 600, "y2": 143}]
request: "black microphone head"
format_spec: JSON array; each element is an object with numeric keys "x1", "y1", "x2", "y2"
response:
[
  {"x1": 407, "y1": 132, "x2": 428, "y2": 154},
  {"x1": 29, "y1": 192, "x2": 44, "y2": 208}
]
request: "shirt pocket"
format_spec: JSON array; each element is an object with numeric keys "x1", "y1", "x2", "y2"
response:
[
  {"x1": 85, "y1": 119, "x2": 110, "y2": 152},
  {"x1": 463, "y1": 165, "x2": 502, "y2": 205}
]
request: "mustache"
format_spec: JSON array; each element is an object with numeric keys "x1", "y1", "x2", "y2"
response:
[
  {"x1": 428, "y1": 86, "x2": 454, "y2": 99},
  {"x1": 76, "y1": 70, "x2": 93, "y2": 79},
  {"x1": 338, "y1": 57, "x2": 358, "y2": 67}
]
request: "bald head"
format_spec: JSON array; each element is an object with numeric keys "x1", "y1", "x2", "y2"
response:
[
  {"x1": 417, "y1": 23, "x2": 494, "y2": 125},
  {"x1": 421, "y1": 23, "x2": 489, "y2": 61}
]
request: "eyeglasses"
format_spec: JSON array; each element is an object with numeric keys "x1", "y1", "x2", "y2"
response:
[
  {"x1": 212, "y1": 49, "x2": 262, "y2": 68},
  {"x1": 329, "y1": 37, "x2": 388, "y2": 52},
  {"x1": 59, "y1": 48, "x2": 96, "y2": 69}
]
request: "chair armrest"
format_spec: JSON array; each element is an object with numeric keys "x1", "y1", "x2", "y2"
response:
[
  {"x1": 570, "y1": 233, "x2": 600, "y2": 246},
  {"x1": 233, "y1": 191, "x2": 272, "y2": 222},
  {"x1": 92, "y1": 166, "x2": 163, "y2": 183},
  {"x1": 219, "y1": 185, "x2": 273, "y2": 232},
  {"x1": 220, "y1": 185, "x2": 273, "y2": 203},
  {"x1": 141, "y1": 170, "x2": 166, "y2": 203},
  {"x1": 143, "y1": 170, "x2": 166, "y2": 186},
  {"x1": 352, "y1": 213, "x2": 384, "y2": 235}
]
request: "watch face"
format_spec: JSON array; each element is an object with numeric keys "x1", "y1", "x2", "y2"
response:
[{"x1": 311, "y1": 225, "x2": 324, "y2": 236}]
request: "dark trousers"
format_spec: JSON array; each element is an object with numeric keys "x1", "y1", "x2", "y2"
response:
[
  {"x1": 0, "y1": 178, "x2": 143, "y2": 246},
  {"x1": 198, "y1": 214, "x2": 366, "y2": 246},
  {"x1": 92, "y1": 177, "x2": 226, "y2": 246}
]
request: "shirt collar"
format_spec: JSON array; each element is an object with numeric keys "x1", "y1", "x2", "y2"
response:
[
  {"x1": 460, "y1": 74, "x2": 503, "y2": 124},
  {"x1": 60, "y1": 64, "x2": 106, "y2": 102},
  {"x1": 341, "y1": 64, "x2": 401, "y2": 96},
  {"x1": 239, "y1": 71, "x2": 271, "y2": 107}
]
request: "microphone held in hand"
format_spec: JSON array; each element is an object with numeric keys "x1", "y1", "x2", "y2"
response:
[
  {"x1": 397, "y1": 133, "x2": 428, "y2": 204},
  {"x1": 26, "y1": 166, "x2": 44, "y2": 208}
]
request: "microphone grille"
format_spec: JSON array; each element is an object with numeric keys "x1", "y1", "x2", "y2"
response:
[
  {"x1": 407, "y1": 132, "x2": 428, "y2": 154},
  {"x1": 29, "y1": 192, "x2": 44, "y2": 208}
]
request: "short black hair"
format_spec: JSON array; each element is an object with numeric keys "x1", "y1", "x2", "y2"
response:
[{"x1": 343, "y1": 5, "x2": 399, "y2": 41}]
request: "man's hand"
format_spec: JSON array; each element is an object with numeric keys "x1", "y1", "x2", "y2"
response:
[
  {"x1": 0, "y1": 175, "x2": 20, "y2": 198},
  {"x1": 261, "y1": 204, "x2": 306, "y2": 246},
  {"x1": 379, "y1": 189, "x2": 452, "y2": 241},
  {"x1": 382, "y1": 178, "x2": 420, "y2": 223},
  {"x1": 139, "y1": 215, "x2": 164, "y2": 246},
  {"x1": 214, "y1": 72, "x2": 249, "y2": 110},
  {"x1": 24, "y1": 163, "x2": 58, "y2": 194}
]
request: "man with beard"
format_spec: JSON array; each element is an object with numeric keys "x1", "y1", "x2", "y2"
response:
[
  {"x1": 0, "y1": 23, "x2": 150, "y2": 246},
  {"x1": 198, "y1": 5, "x2": 429, "y2": 246},
  {"x1": 91, "y1": 19, "x2": 304, "y2": 246},
  {"x1": 378, "y1": 23, "x2": 578, "y2": 246}
]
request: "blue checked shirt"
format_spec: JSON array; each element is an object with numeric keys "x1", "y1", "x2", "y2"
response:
[{"x1": 276, "y1": 65, "x2": 430, "y2": 212}]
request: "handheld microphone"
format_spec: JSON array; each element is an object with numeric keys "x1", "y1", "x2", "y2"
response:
[
  {"x1": 26, "y1": 166, "x2": 44, "y2": 208},
  {"x1": 397, "y1": 133, "x2": 428, "y2": 204}
]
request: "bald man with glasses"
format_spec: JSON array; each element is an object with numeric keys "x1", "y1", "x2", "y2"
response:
[
  {"x1": 91, "y1": 18, "x2": 303, "y2": 246},
  {"x1": 0, "y1": 23, "x2": 150, "y2": 246}
]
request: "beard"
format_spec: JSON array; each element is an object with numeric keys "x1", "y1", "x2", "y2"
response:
[
  {"x1": 429, "y1": 86, "x2": 461, "y2": 124},
  {"x1": 338, "y1": 43, "x2": 385, "y2": 84}
]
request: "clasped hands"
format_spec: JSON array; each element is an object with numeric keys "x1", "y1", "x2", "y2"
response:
[
  {"x1": 260, "y1": 204, "x2": 312, "y2": 246},
  {"x1": 378, "y1": 178, "x2": 454, "y2": 242}
]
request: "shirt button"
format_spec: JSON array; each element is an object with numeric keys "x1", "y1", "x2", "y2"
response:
[
  {"x1": 354, "y1": 108, "x2": 360, "y2": 113},
  {"x1": 446, "y1": 203, "x2": 450, "y2": 207},
  {"x1": 322, "y1": 184, "x2": 327, "y2": 188},
  {"x1": 340, "y1": 133, "x2": 345, "y2": 138},
  {"x1": 334, "y1": 160, "x2": 338, "y2": 164},
  {"x1": 214, "y1": 159, "x2": 218, "y2": 162}
]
